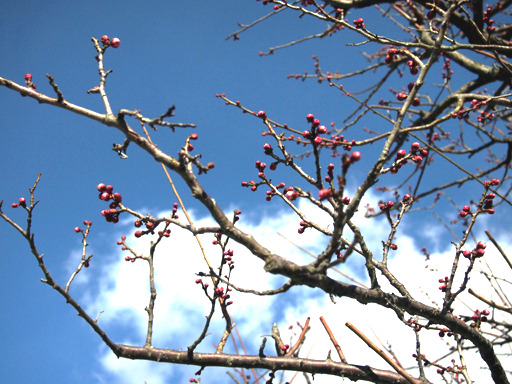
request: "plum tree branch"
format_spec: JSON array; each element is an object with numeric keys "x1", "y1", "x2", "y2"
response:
[{"x1": 2, "y1": 1, "x2": 512, "y2": 382}]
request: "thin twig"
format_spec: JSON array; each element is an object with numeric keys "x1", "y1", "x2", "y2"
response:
[
  {"x1": 319, "y1": 316, "x2": 347, "y2": 363},
  {"x1": 456, "y1": 335, "x2": 473, "y2": 384},
  {"x1": 286, "y1": 317, "x2": 310, "y2": 356},
  {"x1": 468, "y1": 289, "x2": 512, "y2": 314},
  {"x1": 485, "y1": 230, "x2": 512, "y2": 271},
  {"x1": 346, "y1": 322, "x2": 419, "y2": 384},
  {"x1": 46, "y1": 74, "x2": 64, "y2": 102}
]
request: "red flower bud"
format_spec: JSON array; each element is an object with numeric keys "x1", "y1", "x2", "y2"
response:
[
  {"x1": 318, "y1": 188, "x2": 333, "y2": 201},
  {"x1": 110, "y1": 37, "x2": 121, "y2": 48},
  {"x1": 349, "y1": 151, "x2": 361, "y2": 163}
]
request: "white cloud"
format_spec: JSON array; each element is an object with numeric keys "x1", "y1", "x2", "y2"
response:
[{"x1": 77, "y1": 196, "x2": 512, "y2": 384}]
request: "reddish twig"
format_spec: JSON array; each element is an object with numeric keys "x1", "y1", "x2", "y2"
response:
[
  {"x1": 346, "y1": 322, "x2": 419, "y2": 384},
  {"x1": 319, "y1": 316, "x2": 347, "y2": 363}
]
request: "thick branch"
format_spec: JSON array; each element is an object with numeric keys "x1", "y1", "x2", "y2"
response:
[{"x1": 115, "y1": 345, "x2": 431, "y2": 384}]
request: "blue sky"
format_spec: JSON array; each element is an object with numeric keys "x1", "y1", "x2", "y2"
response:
[{"x1": 1, "y1": 2, "x2": 511, "y2": 383}]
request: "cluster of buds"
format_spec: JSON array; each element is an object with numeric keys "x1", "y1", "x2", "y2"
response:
[
  {"x1": 436, "y1": 359, "x2": 463, "y2": 375},
  {"x1": 171, "y1": 202, "x2": 179, "y2": 218},
  {"x1": 384, "y1": 48, "x2": 397, "y2": 64},
  {"x1": 407, "y1": 60, "x2": 418, "y2": 75},
  {"x1": 341, "y1": 139, "x2": 356, "y2": 151},
  {"x1": 353, "y1": 18, "x2": 365, "y2": 29},
  {"x1": 483, "y1": 5, "x2": 496, "y2": 33},
  {"x1": 329, "y1": 135, "x2": 355, "y2": 155},
  {"x1": 384, "y1": 47, "x2": 407, "y2": 64},
  {"x1": 469, "y1": 98, "x2": 485, "y2": 109},
  {"x1": 458, "y1": 204, "x2": 472, "y2": 218},
  {"x1": 223, "y1": 249, "x2": 235, "y2": 270},
  {"x1": 97, "y1": 183, "x2": 123, "y2": 223},
  {"x1": 441, "y1": 57, "x2": 453, "y2": 80},
  {"x1": 379, "y1": 200, "x2": 395, "y2": 211},
  {"x1": 241, "y1": 179, "x2": 261, "y2": 192},
  {"x1": 261, "y1": 144, "x2": 278, "y2": 171},
  {"x1": 484, "y1": 178, "x2": 500, "y2": 188},
  {"x1": 74, "y1": 220, "x2": 93, "y2": 233},
  {"x1": 212, "y1": 232, "x2": 222, "y2": 245},
  {"x1": 100, "y1": 35, "x2": 121, "y2": 48},
  {"x1": 157, "y1": 228, "x2": 171, "y2": 238},
  {"x1": 334, "y1": 8, "x2": 344, "y2": 20},
  {"x1": 133, "y1": 204, "x2": 177, "y2": 239},
  {"x1": 395, "y1": 82, "x2": 420, "y2": 106},
  {"x1": 183, "y1": 132, "x2": 199, "y2": 153},
  {"x1": 117, "y1": 236, "x2": 127, "y2": 248},
  {"x1": 459, "y1": 181, "x2": 498, "y2": 217},
  {"x1": 478, "y1": 110, "x2": 494, "y2": 123},
  {"x1": 302, "y1": 113, "x2": 329, "y2": 147},
  {"x1": 214, "y1": 286, "x2": 233, "y2": 305},
  {"x1": 325, "y1": 162, "x2": 335, "y2": 183},
  {"x1": 116, "y1": 236, "x2": 136, "y2": 262},
  {"x1": 412, "y1": 353, "x2": 429, "y2": 365},
  {"x1": 407, "y1": 318, "x2": 423, "y2": 333},
  {"x1": 390, "y1": 149, "x2": 407, "y2": 174},
  {"x1": 438, "y1": 327, "x2": 452, "y2": 338},
  {"x1": 72, "y1": 220, "x2": 93, "y2": 267},
  {"x1": 265, "y1": 182, "x2": 285, "y2": 202},
  {"x1": 390, "y1": 142, "x2": 428, "y2": 172},
  {"x1": 134, "y1": 220, "x2": 155, "y2": 238},
  {"x1": 318, "y1": 187, "x2": 351, "y2": 204},
  {"x1": 410, "y1": 141, "x2": 427, "y2": 164},
  {"x1": 480, "y1": 191, "x2": 496, "y2": 214},
  {"x1": 255, "y1": 160, "x2": 267, "y2": 179},
  {"x1": 451, "y1": 108, "x2": 470, "y2": 120},
  {"x1": 462, "y1": 241, "x2": 487, "y2": 259},
  {"x1": 438, "y1": 276, "x2": 450, "y2": 292},
  {"x1": 471, "y1": 308, "x2": 491, "y2": 328},
  {"x1": 195, "y1": 278, "x2": 209, "y2": 290},
  {"x1": 298, "y1": 221, "x2": 310, "y2": 234},
  {"x1": 285, "y1": 187, "x2": 299, "y2": 201},
  {"x1": 458, "y1": 101, "x2": 495, "y2": 124},
  {"x1": 11, "y1": 197, "x2": 27, "y2": 209},
  {"x1": 233, "y1": 209, "x2": 241, "y2": 223},
  {"x1": 312, "y1": 56, "x2": 325, "y2": 83},
  {"x1": 428, "y1": 131, "x2": 443, "y2": 143}
]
